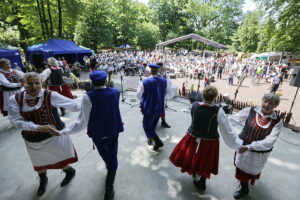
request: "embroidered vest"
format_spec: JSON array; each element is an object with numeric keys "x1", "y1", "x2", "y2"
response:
[
  {"x1": 49, "y1": 67, "x2": 65, "y2": 86},
  {"x1": 239, "y1": 107, "x2": 280, "y2": 149},
  {"x1": 188, "y1": 103, "x2": 220, "y2": 139},
  {"x1": 15, "y1": 90, "x2": 65, "y2": 142},
  {"x1": 87, "y1": 88, "x2": 124, "y2": 140},
  {"x1": 0, "y1": 70, "x2": 21, "y2": 91},
  {"x1": 141, "y1": 77, "x2": 167, "y2": 116}
]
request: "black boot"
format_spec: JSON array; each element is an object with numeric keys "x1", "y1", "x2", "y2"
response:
[
  {"x1": 37, "y1": 173, "x2": 48, "y2": 196},
  {"x1": 60, "y1": 108, "x2": 65, "y2": 116},
  {"x1": 104, "y1": 170, "x2": 116, "y2": 200},
  {"x1": 147, "y1": 138, "x2": 153, "y2": 145},
  {"x1": 193, "y1": 175, "x2": 206, "y2": 191},
  {"x1": 234, "y1": 182, "x2": 249, "y2": 199},
  {"x1": 152, "y1": 135, "x2": 164, "y2": 151},
  {"x1": 61, "y1": 167, "x2": 76, "y2": 187},
  {"x1": 161, "y1": 117, "x2": 171, "y2": 128}
]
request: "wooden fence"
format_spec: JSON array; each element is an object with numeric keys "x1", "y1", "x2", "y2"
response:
[{"x1": 180, "y1": 89, "x2": 293, "y2": 125}]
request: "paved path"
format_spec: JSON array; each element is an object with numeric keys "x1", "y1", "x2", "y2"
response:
[{"x1": 0, "y1": 89, "x2": 299, "y2": 200}]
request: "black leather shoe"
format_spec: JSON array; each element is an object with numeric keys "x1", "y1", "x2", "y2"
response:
[
  {"x1": 152, "y1": 143, "x2": 164, "y2": 151},
  {"x1": 61, "y1": 167, "x2": 76, "y2": 187},
  {"x1": 193, "y1": 176, "x2": 206, "y2": 191},
  {"x1": 37, "y1": 176, "x2": 48, "y2": 196},
  {"x1": 152, "y1": 135, "x2": 164, "y2": 151},
  {"x1": 60, "y1": 108, "x2": 65, "y2": 116},
  {"x1": 234, "y1": 188, "x2": 249, "y2": 199},
  {"x1": 104, "y1": 189, "x2": 115, "y2": 200},
  {"x1": 147, "y1": 138, "x2": 153, "y2": 145},
  {"x1": 161, "y1": 122, "x2": 171, "y2": 128}
]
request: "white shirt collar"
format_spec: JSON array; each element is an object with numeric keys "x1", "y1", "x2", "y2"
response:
[
  {"x1": 254, "y1": 106, "x2": 277, "y2": 119},
  {"x1": 24, "y1": 89, "x2": 45, "y2": 99},
  {"x1": 0, "y1": 68, "x2": 12, "y2": 73},
  {"x1": 94, "y1": 86, "x2": 107, "y2": 89}
]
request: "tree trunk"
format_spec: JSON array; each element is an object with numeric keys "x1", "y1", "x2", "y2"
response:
[
  {"x1": 47, "y1": 0, "x2": 53, "y2": 37},
  {"x1": 40, "y1": 0, "x2": 49, "y2": 38},
  {"x1": 36, "y1": 0, "x2": 46, "y2": 39},
  {"x1": 57, "y1": 0, "x2": 63, "y2": 38}
]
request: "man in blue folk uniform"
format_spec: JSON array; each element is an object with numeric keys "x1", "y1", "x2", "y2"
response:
[
  {"x1": 55, "y1": 70, "x2": 124, "y2": 200},
  {"x1": 137, "y1": 64, "x2": 173, "y2": 151},
  {"x1": 157, "y1": 62, "x2": 173, "y2": 128}
]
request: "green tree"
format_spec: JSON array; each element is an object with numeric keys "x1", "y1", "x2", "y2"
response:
[
  {"x1": 74, "y1": 0, "x2": 114, "y2": 50},
  {"x1": 255, "y1": 0, "x2": 300, "y2": 53},
  {"x1": 149, "y1": 0, "x2": 188, "y2": 41},
  {"x1": 235, "y1": 11, "x2": 260, "y2": 52},
  {"x1": 135, "y1": 22, "x2": 159, "y2": 49},
  {"x1": 256, "y1": 18, "x2": 276, "y2": 53}
]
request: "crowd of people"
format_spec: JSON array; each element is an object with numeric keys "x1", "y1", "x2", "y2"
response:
[{"x1": 0, "y1": 51, "x2": 288, "y2": 200}]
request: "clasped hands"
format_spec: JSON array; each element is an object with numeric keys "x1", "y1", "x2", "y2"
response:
[
  {"x1": 238, "y1": 146, "x2": 249, "y2": 153},
  {"x1": 36, "y1": 125, "x2": 61, "y2": 136}
]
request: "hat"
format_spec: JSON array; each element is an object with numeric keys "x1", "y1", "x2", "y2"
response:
[
  {"x1": 90, "y1": 70, "x2": 107, "y2": 82},
  {"x1": 148, "y1": 64, "x2": 160, "y2": 68},
  {"x1": 156, "y1": 62, "x2": 163, "y2": 66}
]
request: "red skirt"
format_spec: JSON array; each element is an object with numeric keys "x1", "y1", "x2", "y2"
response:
[
  {"x1": 0, "y1": 91, "x2": 8, "y2": 116},
  {"x1": 48, "y1": 84, "x2": 73, "y2": 99},
  {"x1": 169, "y1": 133, "x2": 219, "y2": 179},
  {"x1": 234, "y1": 152, "x2": 260, "y2": 185}
]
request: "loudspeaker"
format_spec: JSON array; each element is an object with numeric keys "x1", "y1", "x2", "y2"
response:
[
  {"x1": 289, "y1": 67, "x2": 300, "y2": 87},
  {"x1": 189, "y1": 92, "x2": 203, "y2": 103}
]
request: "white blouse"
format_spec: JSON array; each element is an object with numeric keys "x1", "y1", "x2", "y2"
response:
[
  {"x1": 229, "y1": 106, "x2": 283, "y2": 174},
  {"x1": 8, "y1": 89, "x2": 81, "y2": 131},
  {"x1": 136, "y1": 75, "x2": 174, "y2": 101}
]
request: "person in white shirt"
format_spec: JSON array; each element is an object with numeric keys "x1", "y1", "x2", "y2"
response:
[
  {"x1": 8, "y1": 72, "x2": 80, "y2": 196},
  {"x1": 137, "y1": 64, "x2": 174, "y2": 150},
  {"x1": 170, "y1": 86, "x2": 242, "y2": 191},
  {"x1": 0, "y1": 58, "x2": 24, "y2": 116},
  {"x1": 229, "y1": 93, "x2": 283, "y2": 199}
]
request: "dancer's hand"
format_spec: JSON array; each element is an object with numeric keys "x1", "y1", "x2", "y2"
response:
[
  {"x1": 37, "y1": 125, "x2": 57, "y2": 133},
  {"x1": 48, "y1": 126, "x2": 61, "y2": 136},
  {"x1": 238, "y1": 146, "x2": 249, "y2": 153}
]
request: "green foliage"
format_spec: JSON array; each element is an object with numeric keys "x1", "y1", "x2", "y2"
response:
[
  {"x1": 1, "y1": 0, "x2": 298, "y2": 54},
  {"x1": 134, "y1": 22, "x2": 159, "y2": 49},
  {"x1": 74, "y1": 0, "x2": 114, "y2": 51},
  {"x1": 235, "y1": 11, "x2": 261, "y2": 53},
  {"x1": 254, "y1": 0, "x2": 300, "y2": 53}
]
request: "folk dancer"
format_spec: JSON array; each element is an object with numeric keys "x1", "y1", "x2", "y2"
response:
[
  {"x1": 157, "y1": 62, "x2": 173, "y2": 128},
  {"x1": 169, "y1": 86, "x2": 242, "y2": 190},
  {"x1": 0, "y1": 58, "x2": 24, "y2": 116},
  {"x1": 137, "y1": 64, "x2": 174, "y2": 151},
  {"x1": 8, "y1": 72, "x2": 80, "y2": 196},
  {"x1": 55, "y1": 70, "x2": 124, "y2": 200},
  {"x1": 40, "y1": 57, "x2": 74, "y2": 116},
  {"x1": 229, "y1": 93, "x2": 283, "y2": 199}
]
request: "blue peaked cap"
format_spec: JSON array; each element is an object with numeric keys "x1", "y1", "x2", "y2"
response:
[
  {"x1": 148, "y1": 64, "x2": 160, "y2": 69},
  {"x1": 90, "y1": 70, "x2": 107, "y2": 82}
]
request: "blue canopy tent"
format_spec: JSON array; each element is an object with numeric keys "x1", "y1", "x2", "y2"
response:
[
  {"x1": 0, "y1": 48, "x2": 24, "y2": 71},
  {"x1": 119, "y1": 44, "x2": 132, "y2": 48},
  {"x1": 26, "y1": 39, "x2": 92, "y2": 68}
]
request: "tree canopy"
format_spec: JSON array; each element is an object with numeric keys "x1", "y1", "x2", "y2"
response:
[{"x1": 0, "y1": 0, "x2": 299, "y2": 54}]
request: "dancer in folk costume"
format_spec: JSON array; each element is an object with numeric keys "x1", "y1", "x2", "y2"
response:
[
  {"x1": 169, "y1": 86, "x2": 242, "y2": 190},
  {"x1": 137, "y1": 64, "x2": 174, "y2": 150},
  {"x1": 0, "y1": 58, "x2": 24, "y2": 116},
  {"x1": 229, "y1": 93, "x2": 283, "y2": 199},
  {"x1": 40, "y1": 57, "x2": 74, "y2": 116},
  {"x1": 55, "y1": 70, "x2": 124, "y2": 200},
  {"x1": 8, "y1": 72, "x2": 80, "y2": 196},
  {"x1": 157, "y1": 62, "x2": 173, "y2": 128}
]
